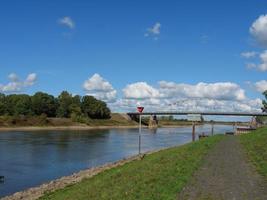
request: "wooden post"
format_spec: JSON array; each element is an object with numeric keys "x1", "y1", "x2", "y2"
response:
[
  {"x1": 192, "y1": 122, "x2": 196, "y2": 142},
  {"x1": 211, "y1": 121, "x2": 214, "y2": 136}
]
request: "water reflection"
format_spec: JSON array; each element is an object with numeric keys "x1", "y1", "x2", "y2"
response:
[{"x1": 0, "y1": 125, "x2": 233, "y2": 197}]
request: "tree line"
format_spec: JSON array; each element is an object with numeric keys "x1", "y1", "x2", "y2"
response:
[
  {"x1": 262, "y1": 91, "x2": 267, "y2": 112},
  {"x1": 0, "y1": 91, "x2": 111, "y2": 119}
]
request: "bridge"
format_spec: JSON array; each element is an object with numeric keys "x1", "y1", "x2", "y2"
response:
[
  {"x1": 127, "y1": 111, "x2": 267, "y2": 154},
  {"x1": 127, "y1": 111, "x2": 267, "y2": 117}
]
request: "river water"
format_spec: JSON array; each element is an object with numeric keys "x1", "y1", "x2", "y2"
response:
[{"x1": 0, "y1": 124, "x2": 234, "y2": 197}]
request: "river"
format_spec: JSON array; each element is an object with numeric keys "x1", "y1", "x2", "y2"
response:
[{"x1": 0, "y1": 124, "x2": 234, "y2": 197}]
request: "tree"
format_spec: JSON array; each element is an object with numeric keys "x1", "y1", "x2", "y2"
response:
[
  {"x1": 4, "y1": 94, "x2": 32, "y2": 115},
  {"x1": 14, "y1": 95, "x2": 32, "y2": 115},
  {"x1": 262, "y1": 91, "x2": 267, "y2": 113},
  {"x1": 69, "y1": 95, "x2": 82, "y2": 115},
  {"x1": 0, "y1": 93, "x2": 7, "y2": 115},
  {"x1": 81, "y1": 96, "x2": 111, "y2": 119},
  {"x1": 57, "y1": 91, "x2": 75, "y2": 118},
  {"x1": 31, "y1": 92, "x2": 57, "y2": 117}
]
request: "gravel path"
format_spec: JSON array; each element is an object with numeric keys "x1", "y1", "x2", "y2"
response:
[{"x1": 178, "y1": 136, "x2": 267, "y2": 200}]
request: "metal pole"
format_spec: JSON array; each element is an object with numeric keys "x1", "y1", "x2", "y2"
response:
[{"x1": 139, "y1": 114, "x2": 141, "y2": 155}]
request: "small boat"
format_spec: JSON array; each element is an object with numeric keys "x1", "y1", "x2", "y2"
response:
[
  {"x1": 236, "y1": 127, "x2": 256, "y2": 135},
  {"x1": 0, "y1": 176, "x2": 4, "y2": 182}
]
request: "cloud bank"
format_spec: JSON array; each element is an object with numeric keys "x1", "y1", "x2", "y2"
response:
[
  {"x1": 242, "y1": 14, "x2": 267, "y2": 71},
  {"x1": 254, "y1": 80, "x2": 267, "y2": 93},
  {"x1": 0, "y1": 73, "x2": 37, "y2": 93},
  {"x1": 84, "y1": 74, "x2": 263, "y2": 113}
]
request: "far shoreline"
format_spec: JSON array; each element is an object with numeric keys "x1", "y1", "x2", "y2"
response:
[{"x1": 0, "y1": 124, "x2": 194, "y2": 132}]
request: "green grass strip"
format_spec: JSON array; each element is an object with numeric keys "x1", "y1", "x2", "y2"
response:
[
  {"x1": 240, "y1": 126, "x2": 267, "y2": 177},
  {"x1": 40, "y1": 135, "x2": 224, "y2": 200}
]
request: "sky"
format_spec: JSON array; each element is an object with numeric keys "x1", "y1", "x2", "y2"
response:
[{"x1": 1, "y1": 0, "x2": 267, "y2": 113}]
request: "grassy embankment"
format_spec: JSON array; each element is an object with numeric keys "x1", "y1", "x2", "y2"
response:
[
  {"x1": 39, "y1": 135, "x2": 223, "y2": 200},
  {"x1": 0, "y1": 113, "x2": 247, "y2": 128},
  {"x1": 0, "y1": 113, "x2": 138, "y2": 127},
  {"x1": 240, "y1": 126, "x2": 267, "y2": 177}
]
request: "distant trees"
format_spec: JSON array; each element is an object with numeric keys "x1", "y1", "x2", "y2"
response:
[
  {"x1": 0, "y1": 91, "x2": 111, "y2": 119},
  {"x1": 32, "y1": 92, "x2": 58, "y2": 117},
  {"x1": 262, "y1": 91, "x2": 267, "y2": 113},
  {"x1": 57, "y1": 91, "x2": 73, "y2": 118},
  {"x1": 0, "y1": 94, "x2": 7, "y2": 115},
  {"x1": 82, "y1": 96, "x2": 111, "y2": 119},
  {"x1": 3, "y1": 94, "x2": 32, "y2": 116}
]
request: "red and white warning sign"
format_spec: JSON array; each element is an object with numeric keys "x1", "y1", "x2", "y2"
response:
[{"x1": 137, "y1": 106, "x2": 144, "y2": 113}]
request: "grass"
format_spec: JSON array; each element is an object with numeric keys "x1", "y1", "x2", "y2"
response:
[
  {"x1": 240, "y1": 126, "x2": 267, "y2": 177},
  {"x1": 85, "y1": 113, "x2": 138, "y2": 126},
  {"x1": 39, "y1": 135, "x2": 223, "y2": 200}
]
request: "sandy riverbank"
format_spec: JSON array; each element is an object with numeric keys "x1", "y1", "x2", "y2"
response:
[
  {"x1": 0, "y1": 125, "x2": 140, "y2": 132},
  {"x1": 0, "y1": 124, "x2": 194, "y2": 132}
]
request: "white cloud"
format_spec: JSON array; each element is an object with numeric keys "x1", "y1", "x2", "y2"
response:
[
  {"x1": 246, "y1": 63, "x2": 257, "y2": 69},
  {"x1": 254, "y1": 80, "x2": 267, "y2": 93},
  {"x1": 0, "y1": 73, "x2": 37, "y2": 93},
  {"x1": 243, "y1": 51, "x2": 267, "y2": 72},
  {"x1": 123, "y1": 82, "x2": 161, "y2": 99},
  {"x1": 250, "y1": 14, "x2": 267, "y2": 47},
  {"x1": 241, "y1": 51, "x2": 257, "y2": 58},
  {"x1": 159, "y1": 81, "x2": 246, "y2": 101},
  {"x1": 83, "y1": 73, "x2": 117, "y2": 102},
  {"x1": 25, "y1": 73, "x2": 37, "y2": 86},
  {"x1": 258, "y1": 50, "x2": 267, "y2": 71},
  {"x1": 145, "y1": 22, "x2": 161, "y2": 40},
  {"x1": 242, "y1": 14, "x2": 267, "y2": 72},
  {"x1": 8, "y1": 73, "x2": 19, "y2": 82},
  {"x1": 58, "y1": 16, "x2": 75, "y2": 29}
]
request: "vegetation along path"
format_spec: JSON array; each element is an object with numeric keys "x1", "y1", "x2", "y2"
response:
[{"x1": 178, "y1": 135, "x2": 267, "y2": 200}]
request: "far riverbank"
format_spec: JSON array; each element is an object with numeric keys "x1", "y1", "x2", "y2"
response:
[{"x1": 0, "y1": 124, "x2": 193, "y2": 132}]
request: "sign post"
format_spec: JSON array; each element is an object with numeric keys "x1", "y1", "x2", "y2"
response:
[{"x1": 137, "y1": 106, "x2": 144, "y2": 155}]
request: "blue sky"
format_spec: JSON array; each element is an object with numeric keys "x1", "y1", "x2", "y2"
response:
[{"x1": 0, "y1": 0, "x2": 267, "y2": 112}]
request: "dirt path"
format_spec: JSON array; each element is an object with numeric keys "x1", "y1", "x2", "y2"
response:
[{"x1": 178, "y1": 136, "x2": 267, "y2": 200}]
